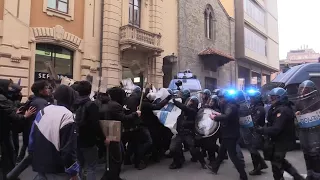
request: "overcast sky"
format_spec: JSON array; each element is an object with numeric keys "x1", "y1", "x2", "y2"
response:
[{"x1": 278, "y1": 0, "x2": 320, "y2": 59}]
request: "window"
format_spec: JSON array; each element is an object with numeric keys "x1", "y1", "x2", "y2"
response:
[
  {"x1": 245, "y1": 27, "x2": 267, "y2": 56},
  {"x1": 310, "y1": 77, "x2": 320, "y2": 90},
  {"x1": 35, "y1": 44, "x2": 73, "y2": 81},
  {"x1": 47, "y1": 0, "x2": 69, "y2": 13},
  {"x1": 204, "y1": 5, "x2": 215, "y2": 39},
  {"x1": 44, "y1": 0, "x2": 74, "y2": 21},
  {"x1": 129, "y1": 0, "x2": 141, "y2": 27},
  {"x1": 244, "y1": 0, "x2": 265, "y2": 26}
]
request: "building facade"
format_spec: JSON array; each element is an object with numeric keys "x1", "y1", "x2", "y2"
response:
[
  {"x1": 280, "y1": 47, "x2": 320, "y2": 72},
  {"x1": 221, "y1": 0, "x2": 279, "y2": 89},
  {"x1": 171, "y1": 0, "x2": 236, "y2": 90},
  {"x1": 0, "y1": 0, "x2": 176, "y2": 99}
]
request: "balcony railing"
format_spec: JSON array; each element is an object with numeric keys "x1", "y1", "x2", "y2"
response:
[{"x1": 119, "y1": 25, "x2": 163, "y2": 54}]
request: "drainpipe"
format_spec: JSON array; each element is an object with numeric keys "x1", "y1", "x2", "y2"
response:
[{"x1": 98, "y1": 0, "x2": 104, "y2": 92}]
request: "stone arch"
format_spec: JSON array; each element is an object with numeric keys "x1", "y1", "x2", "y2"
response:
[{"x1": 28, "y1": 25, "x2": 84, "y2": 88}]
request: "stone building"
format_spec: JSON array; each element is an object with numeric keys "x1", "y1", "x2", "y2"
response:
[
  {"x1": 170, "y1": 0, "x2": 236, "y2": 90},
  {"x1": 280, "y1": 46, "x2": 320, "y2": 72},
  {"x1": 0, "y1": 0, "x2": 177, "y2": 99}
]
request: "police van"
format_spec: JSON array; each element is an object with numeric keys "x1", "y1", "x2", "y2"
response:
[
  {"x1": 261, "y1": 63, "x2": 320, "y2": 104},
  {"x1": 168, "y1": 70, "x2": 202, "y2": 93},
  {"x1": 261, "y1": 63, "x2": 320, "y2": 148}
]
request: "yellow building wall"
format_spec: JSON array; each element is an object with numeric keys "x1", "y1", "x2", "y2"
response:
[
  {"x1": 219, "y1": 0, "x2": 235, "y2": 18},
  {"x1": 162, "y1": 0, "x2": 178, "y2": 57},
  {"x1": 0, "y1": 0, "x2": 3, "y2": 20},
  {"x1": 30, "y1": 0, "x2": 85, "y2": 38}
]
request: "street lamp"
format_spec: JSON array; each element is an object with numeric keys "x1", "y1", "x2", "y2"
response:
[{"x1": 169, "y1": 53, "x2": 177, "y2": 63}]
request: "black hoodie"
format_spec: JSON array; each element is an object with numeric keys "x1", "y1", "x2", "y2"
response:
[
  {"x1": 102, "y1": 87, "x2": 138, "y2": 123},
  {"x1": 0, "y1": 79, "x2": 25, "y2": 141}
]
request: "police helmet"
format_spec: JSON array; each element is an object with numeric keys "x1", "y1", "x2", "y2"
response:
[
  {"x1": 298, "y1": 80, "x2": 317, "y2": 96},
  {"x1": 247, "y1": 89, "x2": 262, "y2": 102},
  {"x1": 217, "y1": 89, "x2": 237, "y2": 101},
  {"x1": 209, "y1": 95, "x2": 219, "y2": 105},
  {"x1": 212, "y1": 89, "x2": 221, "y2": 95},
  {"x1": 181, "y1": 88, "x2": 191, "y2": 99},
  {"x1": 187, "y1": 95, "x2": 199, "y2": 107},
  {"x1": 202, "y1": 89, "x2": 212, "y2": 97},
  {"x1": 268, "y1": 87, "x2": 287, "y2": 102},
  {"x1": 236, "y1": 90, "x2": 247, "y2": 103}
]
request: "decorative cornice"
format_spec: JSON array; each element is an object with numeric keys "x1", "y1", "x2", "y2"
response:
[{"x1": 31, "y1": 25, "x2": 82, "y2": 52}]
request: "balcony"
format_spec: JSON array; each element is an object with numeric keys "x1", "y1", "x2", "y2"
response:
[{"x1": 119, "y1": 25, "x2": 163, "y2": 56}]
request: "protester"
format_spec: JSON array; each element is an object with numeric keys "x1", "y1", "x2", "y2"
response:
[
  {"x1": 16, "y1": 80, "x2": 50, "y2": 163},
  {"x1": 28, "y1": 85, "x2": 79, "y2": 180},
  {"x1": 74, "y1": 81, "x2": 106, "y2": 180},
  {"x1": 100, "y1": 87, "x2": 141, "y2": 180},
  {"x1": 0, "y1": 79, "x2": 36, "y2": 180}
]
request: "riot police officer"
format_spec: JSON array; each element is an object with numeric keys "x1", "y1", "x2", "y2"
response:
[
  {"x1": 200, "y1": 89, "x2": 211, "y2": 106},
  {"x1": 247, "y1": 90, "x2": 268, "y2": 175},
  {"x1": 209, "y1": 89, "x2": 248, "y2": 180},
  {"x1": 256, "y1": 87, "x2": 304, "y2": 180},
  {"x1": 295, "y1": 80, "x2": 320, "y2": 180},
  {"x1": 169, "y1": 96, "x2": 206, "y2": 169}
]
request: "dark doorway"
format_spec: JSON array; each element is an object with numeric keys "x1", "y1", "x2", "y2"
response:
[
  {"x1": 205, "y1": 77, "x2": 217, "y2": 90},
  {"x1": 163, "y1": 57, "x2": 173, "y2": 88}
]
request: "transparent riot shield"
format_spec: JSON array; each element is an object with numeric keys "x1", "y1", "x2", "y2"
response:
[
  {"x1": 295, "y1": 90, "x2": 320, "y2": 153},
  {"x1": 195, "y1": 108, "x2": 220, "y2": 138}
]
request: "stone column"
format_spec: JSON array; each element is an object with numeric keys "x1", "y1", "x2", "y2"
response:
[
  {"x1": 149, "y1": 0, "x2": 164, "y2": 88},
  {"x1": 102, "y1": 0, "x2": 122, "y2": 87}
]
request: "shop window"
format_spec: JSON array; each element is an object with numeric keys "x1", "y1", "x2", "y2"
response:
[
  {"x1": 35, "y1": 44, "x2": 73, "y2": 81},
  {"x1": 129, "y1": 0, "x2": 141, "y2": 27},
  {"x1": 43, "y1": 0, "x2": 75, "y2": 21}
]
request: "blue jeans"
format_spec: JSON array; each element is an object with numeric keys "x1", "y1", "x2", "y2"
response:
[{"x1": 78, "y1": 146, "x2": 98, "y2": 180}]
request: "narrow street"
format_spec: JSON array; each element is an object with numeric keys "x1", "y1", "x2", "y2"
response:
[{"x1": 20, "y1": 150, "x2": 307, "y2": 180}]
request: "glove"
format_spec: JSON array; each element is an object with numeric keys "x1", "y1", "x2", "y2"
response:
[{"x1": 255, "y1": 126, "x2": 264, "y2": 134}]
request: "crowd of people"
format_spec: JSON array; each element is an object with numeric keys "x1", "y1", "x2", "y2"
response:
[{"x1": 0, "y1": 77, "x2": 319, "y2": 180}]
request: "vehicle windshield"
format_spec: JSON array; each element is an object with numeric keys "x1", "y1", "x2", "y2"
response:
[{"x1": 168, "y1": 79, "x2": 202, "y2": 92}]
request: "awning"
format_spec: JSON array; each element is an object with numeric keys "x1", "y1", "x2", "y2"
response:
[{"x1": 198, "y1": 47, "x2": 235, "y2": 61}]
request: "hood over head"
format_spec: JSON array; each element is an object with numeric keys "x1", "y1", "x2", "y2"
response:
[
  {"x1": 54, "y1": 85, "x2": 78, "y2": 110},
  {"x1": 0, "y1": 79, "x2": 11, "y2": 96},
  {"x1": 108, "y1": 87, "x2": 126, "y2": 105}
]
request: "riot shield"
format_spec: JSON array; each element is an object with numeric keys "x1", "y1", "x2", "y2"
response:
[
  {"x1": 238, "y1": 101, "x2": 254, "y2": 128},
  {"x1": 195, "y1": 108, "x2": 220, "y2": 138},
  {"x1": 295, "y1": 89, "x2": 320, "y2": 153}
]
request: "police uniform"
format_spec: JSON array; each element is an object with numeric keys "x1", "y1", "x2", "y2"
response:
[
  {"x1": 257, "y1": 87, "x2": 304, "y2": 180},
  {"x1": 295, "y1": 80, "x2": 320, "y2": 180}
]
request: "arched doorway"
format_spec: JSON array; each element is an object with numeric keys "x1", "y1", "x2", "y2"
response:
[
  {"x1": 34, "y1": 44, "x2": 73, "y2": 81},
  {"x1": 122, "y1": 66, "x2": 144, "y2": 88}
]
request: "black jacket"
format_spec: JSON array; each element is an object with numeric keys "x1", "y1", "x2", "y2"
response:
[
  {"x1": 123, "y1": 93, "x2": 141, "y2": 130},
  {"x1": 140, "y1": 98, "x2": 170, "y2": 128},
  {"x1": 250, "y1": 102, "x2": 266, "y2": 128},
  {"x1": 0, "y1": 79, "x2": 25, "y2": 142},
  {"x1": 75, "y1": 96, "x2": 105, "y2": 148},
  {"x1": 214, "y1": 102, "x2": 240, "y2": 139},
  {"x1": 261, "y1": 101, "x2": 296, "y2": 149},
  {"x1": 174, "y1": 99, "x2": 198, "y2": 135}
]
